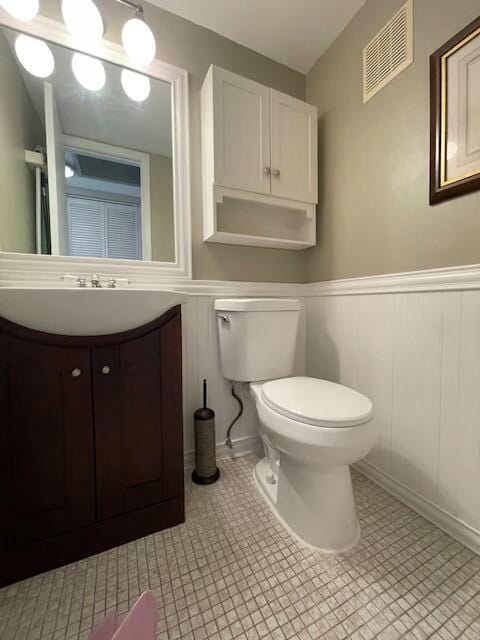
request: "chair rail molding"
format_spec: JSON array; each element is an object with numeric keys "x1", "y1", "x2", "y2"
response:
[
  {"x1": 304, "y1": 263, "x2": 480, "y2": 296},
  {"x1": 3, "y1": 257, "x2": 480, "y2": 294}
]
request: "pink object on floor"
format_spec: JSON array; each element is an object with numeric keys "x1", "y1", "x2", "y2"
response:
[
  {"x1": 88, "y1": 611, "x2": 120, "y2": 640},
  {"x1": 88, "y1": 591, "x2": 157, "y2": 640}
]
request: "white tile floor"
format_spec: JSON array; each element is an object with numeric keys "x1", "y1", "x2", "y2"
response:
[{"x1": 1, "y1": 455, "x2": 480, "y2": 640}]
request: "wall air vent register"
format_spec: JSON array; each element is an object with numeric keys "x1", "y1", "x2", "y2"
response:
[{"x1": 363, "y1": 0, "x2": 414, "y2": 103}]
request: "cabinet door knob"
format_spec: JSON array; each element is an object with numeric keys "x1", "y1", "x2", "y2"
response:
[
  {"x1": 71, "y1": 368, "x2": 82, "y2": 378},
  {"x1": 272, "y1": 169, "x2": 281, "y2": 177},
  {"x1": 102, "y1": 366, "x2": 111, "y2": 375},
  {"x1": 263, "y1": 167, "x2": 271, "y2": 175}
]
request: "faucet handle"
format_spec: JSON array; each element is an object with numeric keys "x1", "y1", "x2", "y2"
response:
[
  {"x1": 90, "y1": 274, "x2": 102, "y2": 288},
  {"x1": 60, "y1": 274, "x2": 89, "y2": 288}
]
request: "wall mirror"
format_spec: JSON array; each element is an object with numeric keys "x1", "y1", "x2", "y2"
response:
[{"x1": 0, "y1": 12, "x2": 191, "y2": 278}]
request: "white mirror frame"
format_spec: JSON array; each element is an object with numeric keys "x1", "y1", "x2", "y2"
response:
[{"x1": 0, "y1": 11, "x2": 192, "y2": 284}]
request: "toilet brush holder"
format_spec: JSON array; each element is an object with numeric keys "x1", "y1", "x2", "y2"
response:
[{"x1": 192, "y1": 380, "x2": 220, "y2": 485}]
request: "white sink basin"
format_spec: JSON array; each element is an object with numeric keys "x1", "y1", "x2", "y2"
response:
[{"x1": 0, "y1": 287, "x2": 187, "y2": 335}]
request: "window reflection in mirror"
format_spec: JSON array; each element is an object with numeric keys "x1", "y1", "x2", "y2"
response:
[{"x1": 0, "y1": 26, "x2": 175, "y2": 263}]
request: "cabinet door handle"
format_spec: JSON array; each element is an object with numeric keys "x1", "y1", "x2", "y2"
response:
[
  {"x1": 272, "y1": 169, "x2": 281, "y2": 177},
  {"x1": 102, "y1": 366, "x2": 111, "y2": 375},
  {"x1": 263, "y1": 167, "x2": 271, "y2": 175},
  {"x1": 71, "y1": 368, "x2": 82, "y2": 378}
]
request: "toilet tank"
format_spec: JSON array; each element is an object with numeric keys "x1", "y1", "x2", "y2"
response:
[{"x1": 214, "y1": 299, "x2": 301, "y2": 382}]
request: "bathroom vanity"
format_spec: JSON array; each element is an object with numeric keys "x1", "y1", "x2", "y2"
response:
[{"x1": 0, "y1": 306, "x2": 183, "y2": 587}]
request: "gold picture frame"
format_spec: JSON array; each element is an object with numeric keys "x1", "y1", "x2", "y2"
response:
[{"x1": 430, "y1": 16, "x2": 480, "y2": 204}]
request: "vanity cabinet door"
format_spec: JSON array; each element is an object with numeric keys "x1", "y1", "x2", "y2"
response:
[
  {"x1": 270, "y1": 89, "x2": 318, "y2": 203},
  {"x1": 93, "y1": 312, "x2": 183, "y2": 520},
  {"x1": 212, "y1": 66, "x2": 271, "y2": 195},
  {"x1": 0, "y1": 336, "x2": 95, "y2": 549}
]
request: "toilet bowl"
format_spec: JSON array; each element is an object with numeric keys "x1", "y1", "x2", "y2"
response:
[
  {"x1": 214, "y1": 298, "x2": 376, "y2": 553},
  {"x1": 250, "y1": 377, "x2": 375, "y2": 552}
]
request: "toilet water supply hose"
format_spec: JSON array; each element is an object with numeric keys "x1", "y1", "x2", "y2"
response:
[{"x1": 225, "y1": 383, "x2": 243, "y2": 449}]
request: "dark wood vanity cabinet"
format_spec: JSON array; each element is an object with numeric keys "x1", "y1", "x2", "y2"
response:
[{"x1": 0, "y1": 306, "x2": 184, "y2": 587}]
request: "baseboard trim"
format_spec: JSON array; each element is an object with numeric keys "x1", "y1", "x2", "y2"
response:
[
  {"x1": 355, "y1": 460, "x2": 480, "y2": 556},
  {"x1": 184, "y1": 434, "x2": 262, "y2": 470}
]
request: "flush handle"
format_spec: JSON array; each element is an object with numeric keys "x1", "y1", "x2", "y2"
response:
[{"x1": 217, "y1": 314, "x2": 230, "y2": 323}]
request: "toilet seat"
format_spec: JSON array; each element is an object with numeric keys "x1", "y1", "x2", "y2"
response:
[{"x1": 261, "y1": 376, "x2": 373, "y2": 428}]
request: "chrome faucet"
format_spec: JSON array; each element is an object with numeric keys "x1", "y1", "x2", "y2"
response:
[
  {"x1": 62, "y1": 273, "x2": 130, "y2": 288},
  {"x1": 90, "y1": 274, "x2": 102, "y2": 288}
]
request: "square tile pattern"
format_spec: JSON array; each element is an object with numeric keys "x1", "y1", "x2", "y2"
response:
[{"x1": 1, "y1": 456, "x2": 480, "y2": 640}]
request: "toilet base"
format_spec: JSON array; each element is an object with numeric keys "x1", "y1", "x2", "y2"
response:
[{"x1": 254, "y1": 457, "x2": 360, "y2": 554}]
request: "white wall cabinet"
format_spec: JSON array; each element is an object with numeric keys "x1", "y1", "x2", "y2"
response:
[{"x1": 202, "y1": 66, "x2": 317, "y2": 250}]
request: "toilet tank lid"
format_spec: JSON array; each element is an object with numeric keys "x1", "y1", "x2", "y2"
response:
[{"x1": 214, "y1": 298, "x2": 301, "y2": 312}]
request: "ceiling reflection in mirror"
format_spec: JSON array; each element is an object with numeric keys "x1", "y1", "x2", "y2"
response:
[{"x1": 0, "y1": 27, "x2": 175, "y2": 263}]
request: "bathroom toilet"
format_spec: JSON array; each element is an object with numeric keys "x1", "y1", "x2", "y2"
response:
[{"x1": 215, "y1": 298, "x2": 376, "y2": 553}]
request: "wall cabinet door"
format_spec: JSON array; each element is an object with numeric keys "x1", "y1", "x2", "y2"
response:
[
  {"x1": 93, "y1": 313, "x2": 183, "y2": 520},
  {"x1": 213, "y1": 67, "x2": 271, "y2": 195},
  {"x1": 270, "y1": 90, "x2": 318, "y2": 203},
  {"x1": 0, "y1": 336, "x2": 95, "y2": 549}
]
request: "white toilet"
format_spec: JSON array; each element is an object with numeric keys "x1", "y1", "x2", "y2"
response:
[{"x1": 215, "y1": 298, "x2": 376, "y2": 553}]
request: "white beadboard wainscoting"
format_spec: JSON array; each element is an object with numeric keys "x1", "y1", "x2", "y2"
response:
[
  {"x1": 2, "y1": 251, "x2": 480, "y2": 552},
  {"x1": 305, "y1": 272, "x2": 480, "y2": 555}
]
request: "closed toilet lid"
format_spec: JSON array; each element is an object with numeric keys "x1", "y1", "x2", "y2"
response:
[{"x1": 261, "y1": 377, "x2": 373, "y2": 428}]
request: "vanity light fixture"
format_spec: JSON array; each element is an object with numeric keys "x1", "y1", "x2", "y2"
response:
[
  {"x1": 61, "y1": 0, "x2": 104, "y2": 45},
  {"x1": 72, "y1": 53, "x2": 106, "y2": 91},
  {"x1": 1, "y1": 0, "x2": 39, "y2": 22},
  {"x1": 121, "y1": 69, "x2": 151, "y2": 102},
  {"x1": 15, "y1": 34, "x2": 54, "y2": 78},
  {"x1": 65, "y1": 165, "x2": 75, "y2": 179},
  {"x1": 119, "y1": 0, "x2": 156, "y2": 66}
]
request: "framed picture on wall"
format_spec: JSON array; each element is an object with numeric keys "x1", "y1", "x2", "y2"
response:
[{"x1": 430, "y1": 15, "x2": 480, "y2": 204}]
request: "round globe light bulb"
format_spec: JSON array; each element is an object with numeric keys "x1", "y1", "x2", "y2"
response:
[
  {"x1": 121, "y1": 17, "x2": 156, "y2": 66},
  {"x1": 61, "y1": 0, "x2": 104, "y2": 44},
  {"x1": 65, "y1": 165, "x2": 75, "y2": 179},
  {"x1": 72, "y1": 53, "x2": 106, "y2": 91},
  {"x1": 15, "y1": 34, "x2": 55, "y2": 78},
  {"x1": 1, "y1": 0, "x2": 39, "y2": 22},
  {"x1": 121, "y1": 69, "x2": 151, "y2": 102}
]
